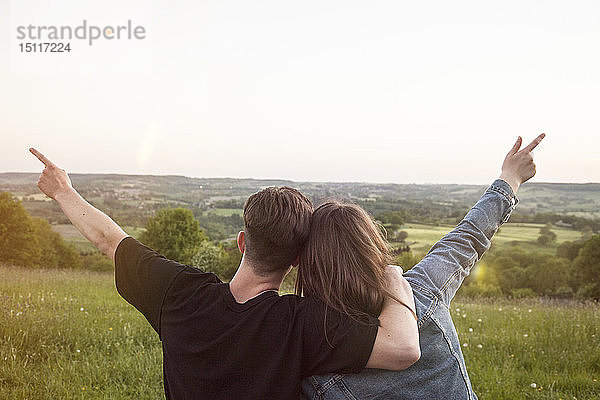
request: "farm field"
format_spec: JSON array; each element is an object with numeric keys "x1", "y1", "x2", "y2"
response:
[
  {"x1": 401, "y1": 222, "x2": 583, "y2": 255},
  {"x1": 51, "y1": 225, "x2": 145, "y2": 253},
  {"x1": 0, "y1": 266, "x2": 598, "y2": 399}
]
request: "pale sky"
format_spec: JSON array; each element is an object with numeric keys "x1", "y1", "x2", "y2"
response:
[{"x1": 1, "y1": 0, "x2": 598, "y2": 184}]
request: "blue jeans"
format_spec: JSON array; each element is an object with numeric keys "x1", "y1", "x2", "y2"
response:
[{"x1": 302, "y1": 179, "x2": 518, "y2": 400}]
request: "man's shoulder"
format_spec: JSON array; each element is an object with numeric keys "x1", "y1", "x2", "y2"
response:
[
  {"x1": 278, "y1": 293, "x2": 325, "y2": 308},
  {"x1": 165, "y1": 267, "x2": 224, "y2": 299}
]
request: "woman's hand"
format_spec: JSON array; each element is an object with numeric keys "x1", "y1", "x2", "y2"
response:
[{"x1": 499, "y1": 133, "x2": 546, "y2": 194}]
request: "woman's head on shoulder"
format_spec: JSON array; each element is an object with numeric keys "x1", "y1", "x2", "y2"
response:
[{"x1": 296, "y1": 200, "x2": 393, "y2": 320}]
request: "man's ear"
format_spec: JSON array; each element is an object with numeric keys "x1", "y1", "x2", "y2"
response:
[{"x1": 237, "y1": 231, "x2": 245, "y2": 254}]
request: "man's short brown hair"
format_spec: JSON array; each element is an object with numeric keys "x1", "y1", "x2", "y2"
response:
[{"x1": 243, "y1": 187, "x2": 313, "y2": 275}]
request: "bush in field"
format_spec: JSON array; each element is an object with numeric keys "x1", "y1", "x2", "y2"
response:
[
  {"x1": 537, "y1": 225, "x2": 557, "y2": 246},
  {"x1": 190, "y1": 240, "x2": 242, "y2": 281},
  {"x1": 572, "y1": 235, "x2": 600, "y2": 299},
  {"x1": 82, "y1": 251, "x2": 114, "y2": 271},
  {"x1": 0, "y1": 192, "x2": 81, "y2": 269},
  {"x1": 31, "y1": 217, "x2": 82, "y2": 269},
  {"x1": 394, "y1": 251, "x2": 423, "y2": 270},
  {"x1": 458, "y1": 283, "x2": 503, "y2": 298},
  {"x1": 139, "y1": 208, "x2": 208, "y2": 264},
  {"x1": 510, "y1": 288, "x2": 537, "y2": 299},
  {"x1": 192, "y1": 241, "x2": 225, "y2": 271}
]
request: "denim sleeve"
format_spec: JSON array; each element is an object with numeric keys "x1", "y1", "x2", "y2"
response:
[{"x1": 403, "y1": 179, "x2": 518, "y2": 307}]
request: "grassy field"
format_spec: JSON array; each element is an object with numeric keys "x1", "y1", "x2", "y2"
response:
[
  {"x1": 1, "y1": 266, "x2": 598, "y2": 399},
  {"x1": 401, "y1": 222, "x2": 583, "y2": 255}
]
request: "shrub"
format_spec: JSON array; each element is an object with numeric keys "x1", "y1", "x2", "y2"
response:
[
  {"x1": 553, "y1": 286, "x2": 574, "y2": 298},
  {"x1": 458, "y1": 283, "x2": 503, "y2": 298},
  {"x1": 576, "y1": 284, "x2": 600, "y2": 300},
  {"x1": 31, "y1": 217, "x2": 82, "y2": 269},
  {"x1": 82, "y1": 252, "x2": 114, "y2": 272},
  {"x1": 192, "y1": 241, "x2": 225, "y2": 272},
  {"x1": 190, "y1": 240, "x2": 242, "y2": 281},
  {"x1": 394, "y1": 251, "x2": 423, "y2": 270},
  {"x1": 510, "y1": 288, "x2": 537, "y2": 299}
]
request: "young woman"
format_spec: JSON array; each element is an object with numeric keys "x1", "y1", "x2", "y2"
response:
[{"x1": 298, "y1": 134, "x2": 544, "y2": 399}]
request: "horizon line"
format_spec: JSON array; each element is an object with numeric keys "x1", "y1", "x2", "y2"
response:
[{"x1": 1, "y1": 171, "x2": 599, "y2": 186}]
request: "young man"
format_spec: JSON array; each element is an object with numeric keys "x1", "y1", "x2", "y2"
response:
[
  {"x1": 301, "y1": 134, "x2": 546, "y2": 399},
  {"x1": 29, "y1": 148, "x2": 420, "y2": 400}
]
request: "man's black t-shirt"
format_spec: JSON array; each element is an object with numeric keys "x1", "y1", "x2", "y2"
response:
[{"x1": 114, "y1": 236, "x2": 379, "y2": 400}]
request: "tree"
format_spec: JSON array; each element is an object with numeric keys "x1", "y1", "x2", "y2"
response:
[
  {"x1": 396, "y1": 231, "x2": 409, "y2": 242},
  {"x1": 0, "y1": 192, "x2": 39, "y2": 266},
  {"x1": 537, "y1": 225, "x2": 557, "y2": 246},
  {"x1": 0, "y1": 192, "x2": 82, "y2": 269},
  {"x1": 572, "y1": 235, "x2": 600, "y2": 299},
  {"x1": 139, "y1": 208, "x2": 208, "y2": 264},
  {"x1": 377, "y1": 210, "x2": 405, "y2": 226},
  {"x1": 556, "y1": 241, "x2": 584, "y2": 261},
  {"x1": 31, "y1": 217, "x2": 82, "y2": 269},
  {"x1": 525, "y1": 255, "x2": 569, "y2": 295}
]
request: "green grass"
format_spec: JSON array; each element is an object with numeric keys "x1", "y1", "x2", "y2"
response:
[
  {"x1": 452, "y1": 298, "x2": 600, "y2": 399},
  {"x1": 0, "y1": 266, "x2": 162, "y2": 399},
  {"x1": 1, "y1": 266, "x2": 598, "y2": 399}
]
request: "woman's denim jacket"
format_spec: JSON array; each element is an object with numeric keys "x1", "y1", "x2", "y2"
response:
[{"x1": 302, "y1": 179, "x2": 518, "y2": 400}]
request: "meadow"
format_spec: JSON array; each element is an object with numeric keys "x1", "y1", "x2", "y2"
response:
[{"x1": 0, "y1": 265, "x2": 598, "y2": 399}]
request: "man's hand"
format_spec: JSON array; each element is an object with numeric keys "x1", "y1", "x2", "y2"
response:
[
  {"x1": 29, "y1": 148, "x2": 74, "y2": 200},
  {"x1": 386, "y1": 265, "x2": 417, "y2": 319},
  {"x1": 499, "y1": 133, "x2": 545, "y2": 194},
  {"x1": 28, "y1": 147, "x2": 127, "y2": 260}
]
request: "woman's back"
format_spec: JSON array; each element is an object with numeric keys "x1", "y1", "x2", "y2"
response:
[{"x1": 300, "y1": 179, "x2": 519, "y2": 399}]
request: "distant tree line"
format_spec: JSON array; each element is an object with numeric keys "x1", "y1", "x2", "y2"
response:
[{"x1": 459, "y1": 236, "x2": 600, "y2": 300}]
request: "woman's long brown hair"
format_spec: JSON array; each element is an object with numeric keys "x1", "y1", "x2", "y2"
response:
[{"x1": 296, "y1": 200, "x2": 407, "y2": 324}]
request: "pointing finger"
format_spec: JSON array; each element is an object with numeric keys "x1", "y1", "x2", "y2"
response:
[
  {"x1": 507, "y1": 136, "x2": 522, "y2": 156},
  {"x1": 29, "y1": 148, "x2": 56, "y2": 168},
  {"x1": 521, "y1": 133, "x2": 546, "y2": 153}
]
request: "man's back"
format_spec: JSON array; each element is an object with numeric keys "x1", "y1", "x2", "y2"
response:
[{"x1": 115, "y1": 236, "x2": 379, "y2": 400}]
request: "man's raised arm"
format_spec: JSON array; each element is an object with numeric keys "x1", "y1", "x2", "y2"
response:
[
  {"x1": 403, "y1": 134, "x2": 545, "y2": 307},
  {"x1": 29, "y1": 148, "x2": 128, "y2": 261}
]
